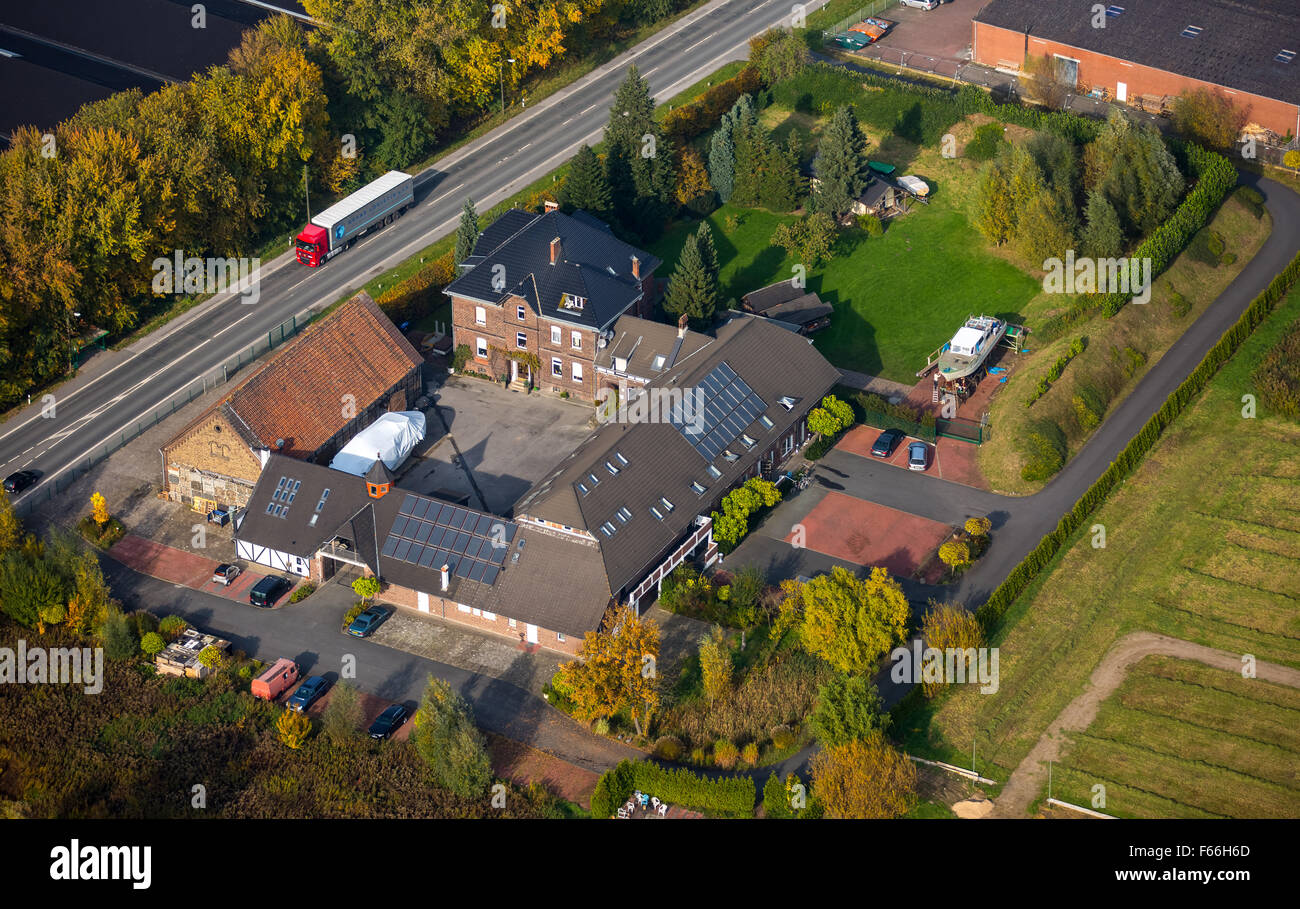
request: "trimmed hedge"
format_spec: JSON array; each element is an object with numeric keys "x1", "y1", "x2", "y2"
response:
[
  {"x1": 978, "y1": 249, "x2": 1300, "y2": 631},
  {"x1": 592, "y1": 759, "x2": 756, "y2": 818},
  {"x1": 1024, "y1": 337, "x2": 1085, "y2": 406},
  {"x1": 662, "y1": 66, "x2": 762, "y2": 146}
]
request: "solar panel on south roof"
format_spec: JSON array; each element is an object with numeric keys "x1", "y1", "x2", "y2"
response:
[
  {"x1": 404, "y1": 544, "x2": 424, "y2": 564},
  {"x1": 411, "y1": 499, "x2": 430, "y2": 519},
  {"x1": 482, "y1": 565, "x2": 500, "y2": 585},
  {"x1": 382, "y1": 536, "x2": 399, "y2": 556},
  {"x1": 418, "y1": 547, "x2": 438, "y2": 568},
  {"x1": 400, "y1": 495, "x2": 417, "y2": 514}
]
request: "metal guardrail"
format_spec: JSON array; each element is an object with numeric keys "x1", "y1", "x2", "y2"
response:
[{"x1": 13, "y1": 312, "x2": 308, "y2": 518}]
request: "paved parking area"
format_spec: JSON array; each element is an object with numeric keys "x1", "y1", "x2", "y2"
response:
[
  {"x1": 784, "y1": 490, "x2": 952, "y2": 577},
  {"x1": 109, "y1": 533, "x2": 296, "y2": 603},
  {"x1": 847, "y1": 1, "x2": 983, "y2": 65},
  {"x1": 836, "y1": 424, "x2": 984, "y2": 489},
  {"x1": 398, "y1": 377, "x2": 595, "y2": 515}
]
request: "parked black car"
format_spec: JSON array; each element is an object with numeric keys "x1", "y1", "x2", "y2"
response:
[
  {"x1": 3, "y1": 470, "x2": 38, "y2": 493},
  {"x1": 368, "y1": 704, "x2": 409, "y2": 740},
  {"x1": 286, "y1": 676, "x2": 329, "y2": 713},
  {"x1": 870, "y1": 428, "x2": 906, "y2": 458},
  {"x1": 249, "y1": 575, "x2": 289, "y2": 608}
]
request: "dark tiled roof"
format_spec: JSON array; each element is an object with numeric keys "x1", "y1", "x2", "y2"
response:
[
  {"x1": 515, "y1": 314, "x2": 841, "y2": 595},
  {"x1": 594, "y1": 314, "x2": 714, "y2": 379},
  {"x1": 236, "y1": 456, "x2": 612, "y2": 636},
  {"x1": 445, "y1": 209, "x2": 661, "y2": 330},
  {"x1": 167, "y1": 294, "x2": 422, "y2": 461},
  {"x1": 741, "y1": 279, "x2": 806, "y2": 314},
  {"x1": 975, "y1": 0, "x2": 1300, "y2": 105},
  {"x1": 763, "y1": 294, "x2": 833, "y2": 326}
]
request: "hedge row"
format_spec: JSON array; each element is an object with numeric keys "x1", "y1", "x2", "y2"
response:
[
  {"x1": 1024, "y1": 337, "x2": 1085, "y2": 406},
  {"x1": 373, "y1": 250, "x2": 456, "y2": 326},
  {"x1": 662, "y1": 66, "x2": 762, "y2": 146},
  {"x1": 592, "y1": 759, "x2": 756, "y2": 818},
  {"x1": 977, "y1": 249, "x2": 1300, "y2": 631}
]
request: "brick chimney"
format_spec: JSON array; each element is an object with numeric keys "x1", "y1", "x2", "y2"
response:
[
  {"x1": 550, "y1": 237, "x2": 562, "y2": 265},
  {"x1": 631, "y1": 255, "x2": 641, "y2": 280},
  {"x1": 677, "y1": 312, "x2": 689, "y2": 337}
]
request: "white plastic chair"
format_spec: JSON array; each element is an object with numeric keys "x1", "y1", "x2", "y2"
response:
[
  {"x1": 651, "y1": 796, "x2": 661, "y2": 810},
  {"x1": 657, "y1": 802, "x2": 668, "y2": 817},
  {"x1": 617, "y1": 806, "x2": 629, "y2": 819}
]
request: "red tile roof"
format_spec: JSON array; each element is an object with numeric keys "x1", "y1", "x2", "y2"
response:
[{"x1": 169, "y1": 293, "x2": 422, "y2": 459}]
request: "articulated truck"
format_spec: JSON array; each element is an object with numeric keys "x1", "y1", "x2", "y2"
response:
[{"x1": 295, "y1": 170, "x2": 415, "y2": 266}]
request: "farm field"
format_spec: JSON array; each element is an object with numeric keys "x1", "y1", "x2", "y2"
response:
[{"x1": 895, "y1": 283, "x2": 1300, "y2": 818}]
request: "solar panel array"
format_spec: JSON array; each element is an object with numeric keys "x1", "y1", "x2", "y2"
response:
[
  {"x1": 669, "y1": 361, "x2": 767, "y2": 461},
  {"x1": 380, "y1": 494, "x2": 517, "y2": 586}
]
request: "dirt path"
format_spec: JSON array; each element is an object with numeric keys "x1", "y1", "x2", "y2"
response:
[{"x1": 992, "y1": 632, "x2": 1300, "y2": 818}]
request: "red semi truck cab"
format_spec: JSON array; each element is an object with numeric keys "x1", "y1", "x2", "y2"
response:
[{"x1": 295, "y1": 224, "x2": 330, "y2": 267}]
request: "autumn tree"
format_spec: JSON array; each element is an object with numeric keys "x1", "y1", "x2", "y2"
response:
[
  {"x1": 796, "y1": 566, "x2": 909, "y2": 674},
  {"x1": 964, "y1": 516, "x2": 992, "y2": 538},
  {"x1": 675, "y1": 146, "x2": 714, "y2": 214},
  {"x1": 698, "y1": 626, "x2": 732, "y2": 705},
  {"x1": 140, "y1": 632, "x2": 166, "y2": 657},
  {"x1": 276, "y1": 708, "x2": 311, "y2": 749},
  {"x1": 811, "y1": 732, "x2": 917, "y2": 819},
  {"x1": 1172, "y1": 87, "x2": 1249, "y2": 151},
  {"x1": 412, "y1": 675, "x2": 492, "y2": 798},
  {"x1": 352, "y1": 576, "x2": 380, "y2": 604},
  {"x1": 454, "y1": 198, "x2": 479, "y2": 266},
  {"x1": 0, "y1": 493, "x2": 21, "y2": 555},
  {"x1": 938, "y1": 540, "x2": 971, "y2": 570},
  {"x1": 749, "y1": 28, "x2": 810, "y2": 85},
  {"x1": 90, "y1": 492, "x2": 110, "y2": 527},
  {"x1": 919, "y1": 601, "x2": 985, "y2": 698},
  {"x1": 321, "y1": 680, "x2": 365, "y2": 743},
  {"x1": 811, "y1": 105, "x2": 870, "y2": 220},
  {"x1": 555, "y1": 605, "x2": 660, "y2": 735}
]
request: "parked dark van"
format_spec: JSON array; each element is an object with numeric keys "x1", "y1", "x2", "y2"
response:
[{"x1": 249, "y1": 575, "x2": 289, "y2": 608}]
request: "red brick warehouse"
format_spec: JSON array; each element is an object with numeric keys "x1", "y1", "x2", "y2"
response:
[{"x1": 973, "y1": 0, "x2": 1300, "y2": 141}]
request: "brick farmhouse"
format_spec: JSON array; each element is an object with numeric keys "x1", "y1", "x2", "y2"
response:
[
  {"x1": 973, "y1": 0, "x2": 1300, "y2": 140},
  {"x1": 160, "y1": 293, "x2": 423, "y2": 515},
  {"x1": 444, "y1": 207, "x2": 660, "y2": 402}
]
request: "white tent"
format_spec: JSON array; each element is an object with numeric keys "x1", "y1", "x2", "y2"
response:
[{"x1": 329, "y1": 411, "x2": 426, "y2": 476}]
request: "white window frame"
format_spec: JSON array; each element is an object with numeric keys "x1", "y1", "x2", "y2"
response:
[
  {"x1": 476, "y1": 337, "x2": 488, "y2": 358},
  {"x1": 551, "y1": 357, "x2": 563, "y2": 377},
  {"x1": 516, "y1": 331, "x2": 527, "y2": 349},
  {"x1": 517, "y1": 305, "x2": 526, "y2": 321},
  {"x1": 474, "y1": 306, "x2": 486, "y2": 326},
  {"x1": 572, "y1": 362, "x2": 583, "y2": 383},
  {"x1": 550, "y1": 325, "x2": 562, "y2": 344},
  {"x1": 557, "y1": 632, "x2": 566, "y2": 643},
  {"x1": 571, "y1": 330, "x2": 582, "y2": 350}
]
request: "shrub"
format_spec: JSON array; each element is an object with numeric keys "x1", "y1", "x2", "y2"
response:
[
  {"x1": 764, "y1": 771, "x2": 792, "y2": 818},
  {"x1": 158, "y1": 615, "x2": 188, "y2": 640},
  {"x1": 600, "y1": 759, "x2": 755, "y2": 817},
  {"x1": 1020, "y1": 419, "x2": 1067, "y2": 482},
  {"x1": 964, "y1": 516, "x2": 992, "y2": 537},
  {"x1": 965, "y1": 121, "x2": 1005, "y2": 160},
  {"x1": 690, "y1": 747, "x2": 709, "y2": 766},
  {"x1": 197, "y1": 645, "x2": 221, "y2": 669},
  {"x1": 938, "y1": 541, "x2": 970, "y2": 569},
  {"x1": 140, "y1": 632, "x2": 165, "y2": 657},
  {"x1": 592, "y1": 717, "x2": 610, "y2": 737},
  {"x1": 1168, "y1": 287, "x2": 1191, "y2": 317},
  {"x1": 770, "y1": 724, "x2": 797, "y2": 750},
  {"x1": 288, "y1": 583, "x2": 315, "y2": 603},
  {"x1": 741, "y1": 742, "x2": 760, "y2": 767},
  {"x1": 858, "y1": 214, "x2": 884, "y2": 237},
  {"x1": 1186, "y1": 227, "x2": 1225, "y2": 267},
  {"x1": 714, "y1": 739, "x2": 740, "y2": 769},
  {"x1": 1235, "y1": 186, "x2": 1264, "y2": 219},
  {"x1": 341, "y1": 602, "x2": 366, "y2": 629},
  {"x1": 451, "y1": 344, "x2": 472, "y2": 372},
  {"x1": 1120, "y1": 345, "x2": 1147, "y2": 378},
  {"x1": 132, "y1": 611, "x2": 159, "y2": 637},
  {"x1": 654, "y1": 735, "x2": 684, "y2": 761}
]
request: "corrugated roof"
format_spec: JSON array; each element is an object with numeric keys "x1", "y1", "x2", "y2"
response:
[
  {"x1": 975, "y1": 0, "x2": 1300, "y2": 105},
  {"x1": 445, "y1": 209, "x2": 661, "y2": 330}
]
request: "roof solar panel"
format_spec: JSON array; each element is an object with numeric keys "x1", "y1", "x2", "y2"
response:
[
  {"x1": 469, "y1": 560, "x2": 487, "y2": 582},
  {"x1": 391, "y1": 516, "x2": 410, "y2": 538},
  {"x1": 381, "y1": 535, "x2": 399, "y2": 557},
  {"x1": 393, "y1": 539, "x2": 411, "y2": 560},
  {"x1": 418, "y1": 546, "x2": 438, "y2": 568},
  {"x1": 404, "y1": 544, "x2": 424, "y2": 564},
  {"x1": 474, "y1": 515, "x2": 494, "y2": 536},
  {"x1": 414, "y1": 522, "x2": 433, "y2": 543},
  {"x1": 400, "y1": 495, "x2": 417, "y2": 514},
  {"x1": 411, "y1": 498, "x2": 430, "y2": 519},
  {"x1": 454, "y1": 558, "x2": 473, "y2": 578},
  {"x1": 443, "y1": 554, "x2": 459, "y2": 575},
  {"x1": 452, "y1": 532, "x2": 470, "y2": 553},
  {"x1": 482, "y1": 565, "x2": 499, "y2": 585},
  {"x1": 487, "y1": 545, "x2": 507, "y2": 565},
  {"x1": 464, "y1": 538, "x2": 483, "y2": 560},
  {"x1": 670, "y1": 360, "x2": 766, "y2": 461}
]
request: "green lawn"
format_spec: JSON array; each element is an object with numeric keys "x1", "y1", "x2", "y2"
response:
[
  {"x1": 649, "y1": 198, "x2": 1040, "y2": 382},
  {"x1": 894, "y1": 284, "x2": 1300, "y2": 817}
]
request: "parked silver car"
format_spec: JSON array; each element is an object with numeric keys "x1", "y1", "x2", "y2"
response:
[{"x1": 908, "y1": 441, "x2": 930, "y2": 471}]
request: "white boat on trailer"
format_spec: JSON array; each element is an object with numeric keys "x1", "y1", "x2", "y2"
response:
[{"x1": 925, "y1": 315, "x2": 1010, "y2": 381}]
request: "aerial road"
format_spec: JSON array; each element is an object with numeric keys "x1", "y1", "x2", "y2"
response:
[{"x1": 0, "y1": 0, "x2": 828, "y2": 510}]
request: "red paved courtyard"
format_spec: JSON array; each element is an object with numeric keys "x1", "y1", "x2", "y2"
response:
[
  {"x1": 785, "y1": 491, "x2": 952, "y2": 577},
  {"x1": 109, "y1": 533, "x2": 284, "y2": 601}
]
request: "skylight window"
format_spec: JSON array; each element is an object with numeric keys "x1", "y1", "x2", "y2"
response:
[
  {"x1": 650, "y1": 506, "x2": 664, "y2": 520},
  {"x1": 740, "y1": 433, "x2": 757, "y2": 449},
  {"x1": 614, "y1": 452, "x2": 628, "y2": 466},
  {"x1": 577, "y1": 482, "x2": 589, "y2": 495},
  {"x1": 1181, "y1": 25, "x2": 1202, "y2": 38},
  {"x1": 616, "y1": 506, "x2": 632, "y2": 523},
  {"x1": 690, "y1": 481, "x2": 707, "y2": 495},
  {"x1": 778, "y1": 396, "x2": 796, "y2": 411},
  {"x1": 759, "y1": 415, "x2": 774, "y2": 429},
  {"x1": 588, "y1": 472, "x2": 600, "y2": 486},
  {"x1": 652, "y1": 355, "x2": 667, "y2": 370},
  {"x1": 660, "y1": 496, "x2": 675, "y2": 512},
  {"x1": 1277, "y1": 49, "x2": 1296, "y2": 64},
  {"x1": 605, "y1": 460, "x2": 620, "y2": 476},
  {"x1": 1105, "y1": 5, "x2": 1123, "y2": 17},
  {"x1": 706, "y1": 464, "x2": 722, "y2": 479},
  {"x1": 722, "y1": 450, "x2": 739, "y2": 462},
  {"x1": 315, "y1": 489, "x2": 331, "y2": 512},
  {"x1": 600, "y1": 524, "x2": 614, "y2": 537}
]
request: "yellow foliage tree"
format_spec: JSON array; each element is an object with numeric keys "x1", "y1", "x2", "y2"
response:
[
  {"x1": 276, "y1": 708, "x2": 311, "y2": 749},
  {"x1": 798, "y1": 566, "x2": 910, "y2": 674},
  {"x1": 90, "y1": 492, "x2": 110, "y2": 527},
  {"x1": 938, "y1": 540, "x2": 970, "y2": 569},
  {"x1": 812, "y1": 732, "x2": 917, "y2": 819},
  {"x1": 964, "y1": 516, "x2": 992, "y2": 538},
  {"x1": 555, "y1": 604, "x2": 660, "y2": 735},
  {"x1": 675, "y1": 147, "x2": 713, "y2": 209},
  {"x1": 698, "y1": 626, "x2": 732, "y2": 705},
  {"x1": 919, "y1": 601, "x2": 985, "y2": 698}
]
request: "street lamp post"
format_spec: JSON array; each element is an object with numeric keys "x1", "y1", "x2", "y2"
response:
[
  {"x1": 500, "y1": 54, "x2": 516, "y2": 114},
  {"x1": 67, "y1": 310, "x2": 81, "y2": 371}
]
